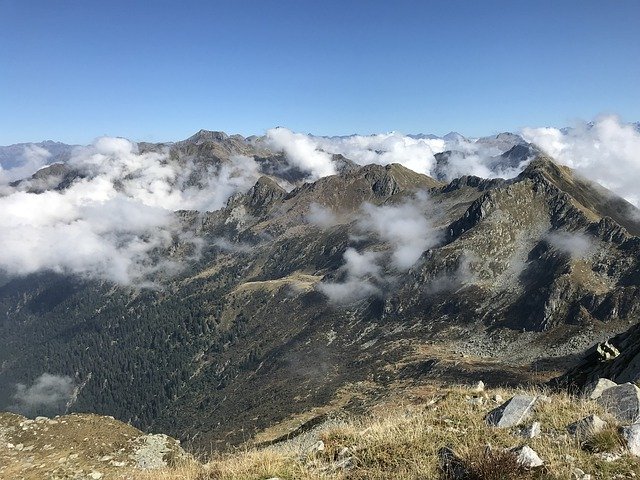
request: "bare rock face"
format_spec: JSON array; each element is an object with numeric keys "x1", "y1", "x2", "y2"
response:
[{"x1": 0, "y1": 412, "x2": 188, "y2": 479}]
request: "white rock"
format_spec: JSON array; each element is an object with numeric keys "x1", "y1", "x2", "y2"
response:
[
  {"x1": 595, "y1": 451, "x2": 621, "y2": 462},
  {"x1": 598, "y1": 383, "x2": 640, "y2": 423},
  {"x1": 582, "y1": 378, "x2": 617, "y2": 400},
  {"x1": 622, "y1": 423, "x2": 640, "y2": 456},
  {"x1": 514, "y1": 445, "x2": 544, "y2": 468},
  {"x1": 307, "y1": 440, "x2": 325, "y2": 455},
  {"x1": 89, "y1": 472, "x2": 103, "y2": 479},
  {"x1": 472, "y1": 381, "x2": 485, "y2": 392}
]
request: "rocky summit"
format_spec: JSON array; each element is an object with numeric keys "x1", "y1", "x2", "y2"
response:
[{"x1": 1, "y1": 129, "x2": 640, "y2": 458}]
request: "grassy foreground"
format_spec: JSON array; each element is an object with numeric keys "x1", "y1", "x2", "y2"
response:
[{"x1": 133, "y1": 385, "x2": 640, "y2": 480}]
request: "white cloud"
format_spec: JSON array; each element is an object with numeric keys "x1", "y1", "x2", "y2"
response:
[
  {"x1": 11, "y1": 373, "x2": 75, "y2": 416},
  {"x1": 546, "y1": 231, "x2": 594, "y2": 259},
  {"x1": 313, "y1": 133, "x2": 445, "y2": 175},
  {"x1": 522, "y1": 115, "x2": 640, "y2": 207},
  {"x1": 0, "y1": 138, "x2": 262, "y2": 285},
  {"x1": 319, "y1": 193, "x2": 441, "y2": 303},
  {"x1": 265, "y1": 127, "x2": 337, "y2": 180},
  {"x1": 306, "y1": 202, "x2": 338, "y2": 227},
  {"x1": 317, "y1": 248, "x2": 381, "y2": 303},
  {"x1": 357, "y1": 193, "x2": 440, "y2": 270},
  {"x1": 263, "y1": 128, "x2": 532, "y2": 182}
]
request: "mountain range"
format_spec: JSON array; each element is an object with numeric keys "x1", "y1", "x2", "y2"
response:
[{"x1": 1, "y1": 124, "x2": 639, "y2": 452}]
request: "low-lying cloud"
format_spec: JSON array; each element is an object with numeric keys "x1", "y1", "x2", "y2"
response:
[
  {"x1": 265, "y1": 128, "x2": 337, "y2": 180},
  {"x1": 0, "y1": 138, "x2": 262, "y2": 285},
  {"x1": 319, "y1": 194, "x2": 441, "y2": 303},
  {"x1": 10, "y1": 373, "x2": 75, "y2": 417},
  {"x1": 2, "y1": 116, "x2": 638, "y2": 287},
  {"x1": 357, "y1": 193, "x2": 441, "y2": 269},
  {"x1": 546, "y1": 231, "x2": 594, "y2": 259}
]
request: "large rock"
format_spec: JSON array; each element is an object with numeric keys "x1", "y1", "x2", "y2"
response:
[
  {"x1": 621, "y1": 423, "x2": 640, "y2": 457},
  {"x1": 582, "y1": 378, "x2": 617, "y2": 400},
  {"x1": 566, "y1": 415, "x2": 607, "y2": 440},
  {"x1": 513, "y1": 445, "x2": 544, "y2": 468},
  {"x1": 486, "y1": 395, "x2": 537, "y2": 428},
  {"x1": 597, "y1": 383, "x2": 640, "y2": 423}
]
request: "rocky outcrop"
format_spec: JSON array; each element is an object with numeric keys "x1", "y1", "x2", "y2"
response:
[{"x1": 0, "y1": 412, "x2": 188, "y2": 479}]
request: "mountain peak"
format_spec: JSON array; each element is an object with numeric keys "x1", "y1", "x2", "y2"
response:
[
  {"x1": 185, "y1": 129, "x2": 230, "y2": 144},
  {"x1": 443, "y1": 131, "x2": 466, "y2": 142}
]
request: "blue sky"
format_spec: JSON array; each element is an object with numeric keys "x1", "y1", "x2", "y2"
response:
[{"x1": 1, "y1": 0, "x2": 639, "y2": 144}]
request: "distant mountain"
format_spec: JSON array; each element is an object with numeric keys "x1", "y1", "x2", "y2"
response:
[
  {"x1": 1, "y1": 129, "x2": 639, "y2": 453},
  {"x1": 475, "y1": 131, "x2": 526, "y2": 152},
  {"x1": 442, "y1": 131, "x2": 467, "y2": 142},
  {"x1": 407, "y1": 133, "x2": 441, "y2": 140},
  {"x1": 0, "y1": 140, "x2": 75, "y2": 169}
]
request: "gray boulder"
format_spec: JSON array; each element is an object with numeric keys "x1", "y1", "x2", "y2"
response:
[
  {"x1": 581, "y1": 378, "x2": 617, "y2": 400},
  {"x1": 486, "y1": 395, "x2": 537, "y2": 428},
  {"x1": 566, "y1": 415, "x2": 607, "y2": 440},
  {"x1": 597, "y1": 383, "x2": 640, "y2": 423}
]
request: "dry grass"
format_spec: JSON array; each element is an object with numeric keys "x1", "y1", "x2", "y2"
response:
[{"x1": 133, "y1": 386, "x2": 640, "y2": 480}]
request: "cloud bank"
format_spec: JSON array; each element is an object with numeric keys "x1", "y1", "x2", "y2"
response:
[
  {"x1": 522, "y1": 115, "x2": 640, "y2": 207},
  {"x1": 0, "y1": 138, "x2": 262, "y2": 284},
  {"x1": 2, "y1": 115, "x2": 638, "y2": 287}
]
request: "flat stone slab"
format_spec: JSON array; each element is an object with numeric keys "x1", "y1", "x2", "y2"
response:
[
  {"x1": 486, "y1": 395, "x2": 537, "y2": 428},
  {"x1": 582, "y1": 378, "x2": 617, "y2": 400},
  {"x1": 597, "y1": 383, "x2": 640, "y2": 424}
]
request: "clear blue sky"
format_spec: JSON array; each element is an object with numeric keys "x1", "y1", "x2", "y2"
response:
[{"x1": 1, "y1": 0, "x2": 639, "y2": 144}]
